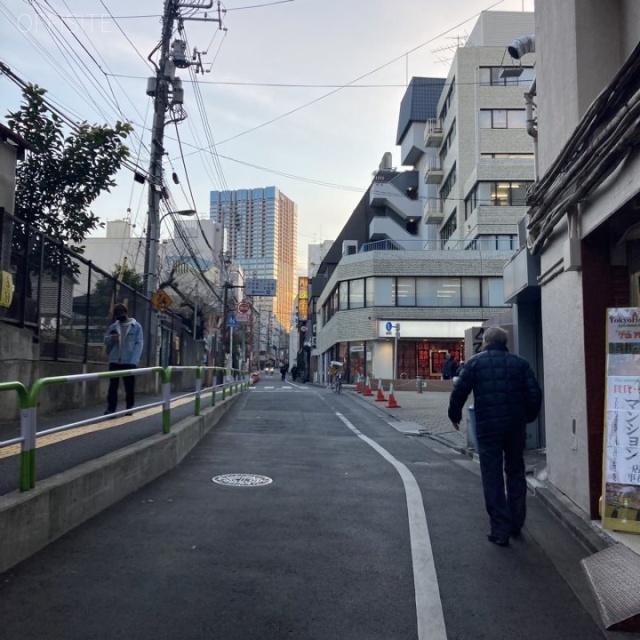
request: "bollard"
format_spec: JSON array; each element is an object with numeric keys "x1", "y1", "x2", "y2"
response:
[{"x1": 416, "y1": 376, "x2": 423, "y2": 394}]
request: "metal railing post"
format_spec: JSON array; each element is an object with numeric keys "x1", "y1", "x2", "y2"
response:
[
  {"x1": 194, "y1": 366, "x2": 202, "y2": 416},
  {"x1": 161, "y1": 367, "x2": 172, "y2": 434}
]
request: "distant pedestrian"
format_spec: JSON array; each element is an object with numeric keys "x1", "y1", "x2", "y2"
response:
[
  {"x1": 103, "y1": 303, "x2": 144, "y2": 417},
  {"x1": 448, "y1": 327, "x2": 542, "y2": 547},
  {"x1": 442, "y1": 352, "x2": 457, "y2": 380},
  {"x1": 290, "y1": 366, "x2": 298, "y2": 381},
  {"x1": 280, "y1": 364, "x2": 288, "y2": 381}
]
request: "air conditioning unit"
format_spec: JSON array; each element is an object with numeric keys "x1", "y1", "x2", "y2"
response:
[{"x1": 342, "y1": 240, "x2": 358, "y2": 256}]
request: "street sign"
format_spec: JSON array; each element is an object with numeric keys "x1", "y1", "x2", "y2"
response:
[
  {"x1": 226, "y1": 314, "x2": 239, "y2": 328},
  {"x1": 236, "y1": 312, "x2": 249, "y2": 323},
  {"x1": 238, "y1": 301, "x2": 250, "y2": 313},
  {"x1": 151, "y1": 288, "x2": 173, "y2": 311},
  {"x1": 244, "y1": 278, "x2": 277, "y2": 297}
]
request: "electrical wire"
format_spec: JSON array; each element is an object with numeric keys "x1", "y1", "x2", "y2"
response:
[
  {"x1": 226, "y1": 0, "x2": 295, "y2": 10},
  {"x1": 209, "y1": 0, "x2": 509, "y2": 147}
]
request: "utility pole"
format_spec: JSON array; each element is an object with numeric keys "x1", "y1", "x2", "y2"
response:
[
  {"x1": 143, "y1": 0, "x2": 177, "y2": 300},
  {"x1": 142, "y1": 0, "x2": 224, "y2": 366}
]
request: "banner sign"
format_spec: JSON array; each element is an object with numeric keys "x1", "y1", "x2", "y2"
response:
[
  {"x1": 603, "y1": 308, "x2": 640, "y2": 533},
  {"x1": 298, "y1": 298, "x2": 308, "y2": 321},
  {"x1": 0, "y1": 271, "x2": 14, "y2": 308},
  {"x1": 298, "y1": 276, "x2": 309, "y2": 300}
]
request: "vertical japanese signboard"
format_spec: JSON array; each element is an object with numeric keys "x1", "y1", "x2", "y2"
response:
[
  {"x1": 298, "y1": 277, "x2": 309, "y2": 321},
  {"x1": 603, "y1": 308, "x2": 640, "y2": 533}
]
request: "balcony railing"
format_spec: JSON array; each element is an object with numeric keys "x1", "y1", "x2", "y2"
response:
[
  {"x1": 424, "y1": 119, "x2": 444, "y2": 146},
  {"x1": 423, "y1": 198, "x2": 444, "y2": 224},
  {"x1": 424, "y1": 157, "x2": 443, "y2": 184},
  {"x1": 359, "y1": 238, "x2": 517, "y2": 252}
]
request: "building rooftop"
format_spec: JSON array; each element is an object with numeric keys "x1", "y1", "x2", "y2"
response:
[{"x1": 396, "y1": 77, "x2": 446, "y2": 145}]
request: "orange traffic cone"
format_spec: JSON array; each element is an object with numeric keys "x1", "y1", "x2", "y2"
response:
[
  {"x1": 375, "y1": 379, "x2": 386, "y2": 402},
  {"x1": 363, "y1": 375, "x2": 373, "y2": 396},
  {"x1": 354, "y1": 378, "x2": 361, "y2": 393},
  {"x1": 386, "y1": 383, "x2": 401, "y2": 408}
]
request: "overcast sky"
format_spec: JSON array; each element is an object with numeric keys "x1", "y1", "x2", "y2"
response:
[{"x1": 0, "y1": 0, "x2": 534, "y2": 270}]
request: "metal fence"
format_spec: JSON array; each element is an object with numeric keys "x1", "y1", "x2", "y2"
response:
[{"x1": 0, "y1": 208, "x2": 202, "y2": 367}]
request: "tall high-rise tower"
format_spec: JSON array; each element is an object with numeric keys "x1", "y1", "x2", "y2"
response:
[{"x1": 209, "y1": 187, "x2": 297, "y2": 331}]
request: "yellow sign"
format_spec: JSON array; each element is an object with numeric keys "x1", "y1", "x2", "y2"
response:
[
  {"x1": 151, "y1": 288, "x2": 173, "y2": 311},
  {"x1": 298, "y1": 299, "x2": 308, "y2": 321},
  {"x1": 298, "y1": 276, "x2": 309, "y2": 300},
  {"x1": 0, "y1": 271, "x2": 14, "y2": 308}
]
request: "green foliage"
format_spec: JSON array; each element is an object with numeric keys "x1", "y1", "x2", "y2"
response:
[
  {"x1": 91, "y1": 263, "x2": 144, "y2": 316},
  {"x1": 7, "y1": 84, "x2": 132, "y2": 277}
]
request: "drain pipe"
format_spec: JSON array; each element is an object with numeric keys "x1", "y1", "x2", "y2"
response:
[{"x1": 525, "y1": 78, "x2": 538, "y2": 180}]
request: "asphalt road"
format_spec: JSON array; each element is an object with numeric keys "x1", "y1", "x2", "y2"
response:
[{"x1": 0, "y1": 379, "x2": 614, "y2": 639}]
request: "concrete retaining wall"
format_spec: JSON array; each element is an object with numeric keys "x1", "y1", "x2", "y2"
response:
[{"x1": 0, "y1": 393, "x2": 241, "y2": 574}]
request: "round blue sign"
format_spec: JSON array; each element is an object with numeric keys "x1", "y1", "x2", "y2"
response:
[{"x1": 385, "y1": 321, "x2": 393, "y2": 332}]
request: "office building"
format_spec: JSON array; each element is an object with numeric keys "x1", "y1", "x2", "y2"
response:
[{"x1": 209, "y1": 186, "x2": 297, "y2": 332}]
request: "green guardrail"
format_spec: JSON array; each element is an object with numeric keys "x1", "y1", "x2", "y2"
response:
[{"x1": 0, "y1": 366, "x2": 249, "y2": 492}]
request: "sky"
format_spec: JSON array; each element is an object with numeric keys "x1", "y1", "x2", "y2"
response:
[{"x1": 0, "y1": 0, "x2": 534, "y2": 272}]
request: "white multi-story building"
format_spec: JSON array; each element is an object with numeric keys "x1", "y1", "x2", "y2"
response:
[
  {"x1": 507, "y1": 0, "x2": 640, "y2": 536},
  {"x1": 312, "y1": 11, "x2": 536, "y2": 390}
]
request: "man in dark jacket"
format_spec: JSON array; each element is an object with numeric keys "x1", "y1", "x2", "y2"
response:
[{"x1": 448, "y1": 327, "x2": 542, "y2": 547}]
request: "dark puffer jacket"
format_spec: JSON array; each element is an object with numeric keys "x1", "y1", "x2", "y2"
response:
[{"x1": 448, "y1": 343, "x2": 542, "y2": 436}]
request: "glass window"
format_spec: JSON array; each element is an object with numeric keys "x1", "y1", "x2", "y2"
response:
[
  {"x1": 396, "y1": 277, "x2": 415, "y2": 306},
  {"x1": 492, "y1": 109, "x2": 507, "y2": 128},
  {"x1": 349, "y1": 279, "x2": 364, "y2": 309},
  {"x1": 479, "y1": 67, "x2": 491, "y2": 86},
  {"x1": 497, "y1": 235, "x2": 512, "y2": 251},
  {"x1": 482, "y1": 277, "x2": 505, "y2": 306},
  {"x1": 479, "y1": 110, "x2": 492, "y2": 128},
  {"x1": 510, "y1": 183, "x2": 528, "y2": 205},
  {"x1": 477, "y1": 182, "x2": 492, "y2": 205},
  {"x1": 374, "y1": 277, "x2": 394, "y2": 305},
  {"x1": 332, "y1": 287, "x2": 339, "y2": 315},
  {"x1": 461, "y1": 278, "x2": 480, "y2": 306},
  {"x1": 507, "y1": 110, "x2": 526, "y2": 128},
  {"x1": 339, "y1": 281, "x2": 348, "y2": 309},
  {"x1": 494, "y1": 182, "x2": 511, "y2": 206},
  {"x1": 519, "y1": 67, "x2": 535, "y2": 84},
  {"x1": 416, "y1": 279, "x2": 439, "y2": 306},
  {"x1": 438, "y1": 278, "x2": 461, "y2": 306},
  {"x1": 365, "y1": 277, "x2": 374, "y2": 307}
]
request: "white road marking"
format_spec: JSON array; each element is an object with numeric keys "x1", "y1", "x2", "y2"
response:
[{"x1": 336, "y1": 411, "x2": 448, "y2": 640}]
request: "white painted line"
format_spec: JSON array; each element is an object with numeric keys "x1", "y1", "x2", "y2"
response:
[
  {"x1": 336, "y1": 412, "x2": 447, "y2": 640},
  {"x1": 264, "y1": 386, "x2": 274, "y2": 389}
]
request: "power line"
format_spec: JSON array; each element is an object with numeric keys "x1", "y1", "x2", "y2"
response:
[
  {"x1": 211, "y1": 0, "x2": 509, "y2": 146},
  {"x1": 226, "y1": 0, "x2": 295, "y2": 10}
]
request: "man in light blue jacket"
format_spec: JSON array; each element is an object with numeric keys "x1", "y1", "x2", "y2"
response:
[{"x1": 103, "y1": 303, "x2": 144, "y2": 416}]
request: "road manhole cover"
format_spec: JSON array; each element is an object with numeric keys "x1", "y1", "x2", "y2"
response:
[{"x1": 212, "y1": 474, "x2": 273, "y2": 487}]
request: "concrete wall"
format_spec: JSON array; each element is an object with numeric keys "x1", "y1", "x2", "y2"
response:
[
  {"x1": 0, "y1": 392, "x2": 242, "y2": 574},
  {"x1": 534, "y1": 0, "x2": 640, "y2": 514}
]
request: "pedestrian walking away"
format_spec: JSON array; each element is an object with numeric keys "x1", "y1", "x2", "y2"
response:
[
  {"x1": 442, "y1": 351, "x2": 458, "y2": 380},
  {"x1": 280, "y1": 363, "x2": 288, "y2": 381},
  {"x1": 103, "y1": 303, "x2": 144, "y2": 417},
  {"x1": 447, "y1": 326, "x2": 542, "y2": 547}
]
